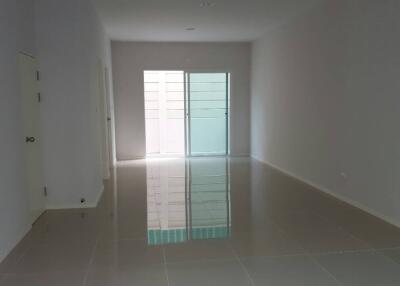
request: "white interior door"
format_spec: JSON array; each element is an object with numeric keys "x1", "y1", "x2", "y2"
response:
[
  {"x1": 19, "y1": 53, "x2": 45, "y2": 223},
  {"x1": 97, "y1": 59, "x2": 110, "y2": 179},
  {"x1": 104, "y1": 67, "x2": 114, "y2": 165}
]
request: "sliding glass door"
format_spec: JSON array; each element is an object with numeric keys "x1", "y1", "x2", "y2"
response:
[{"x1": 186, "y1": 72, "x2": 230, "y2": 156}]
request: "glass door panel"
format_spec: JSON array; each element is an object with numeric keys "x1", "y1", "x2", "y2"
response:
[{"x1": 187, "y1": 73, "x2": 229, "y2": 156}]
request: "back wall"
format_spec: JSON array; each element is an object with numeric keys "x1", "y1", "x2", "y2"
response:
[{"x1": 112, "y1": 41, "x2": 251, "y2": 160}]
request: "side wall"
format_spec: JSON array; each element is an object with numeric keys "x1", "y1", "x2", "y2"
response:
[
  {"x1": 1, "y1": 0, "x2": 114, "y2": 262},
  {"x1": 0, "y1": 0, "x2": 36, "y2": 262},
  {"x1": 35, "y1": 0, "x2": 112, "y2": 208},
  {"x1": 251, "y1": 0, "x2": 400, "y2": 225},
  {"x1": 112, "y1": 42, "x2": 251, "y2": 160}
]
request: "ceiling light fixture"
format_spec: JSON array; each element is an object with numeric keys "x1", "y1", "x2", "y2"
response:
[
  {"x1": 200, "y1": 1, "x2": 216, "y2": 8},
  {"x1": 185, "y1": 27, "x2": 196, "y2": 31}
]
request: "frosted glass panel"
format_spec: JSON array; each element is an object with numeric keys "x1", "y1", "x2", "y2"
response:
[
  {"x1": 144, "y1": 71, "x2": 185, "y2": 155},
  {"x1": 188, "y1": 73, "x2": 228, "y2": 156}
]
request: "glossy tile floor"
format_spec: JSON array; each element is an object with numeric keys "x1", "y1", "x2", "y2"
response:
[{"x1": 2, "y1": 157, "x2": 400, "y2": 285}]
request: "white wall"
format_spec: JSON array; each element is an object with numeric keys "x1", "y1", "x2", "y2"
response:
[
  {"x1": 1, "y1": 0, "x2": 114, "y2": 261},
  {"x1": 0, "y1": 0, "x2": 36, "y2": 262},
  {"x1": 251, "y1": 0, "x2": 400, "y2": 225},
  {"x1": 112, "y1": 42, "x2": 251, "y2": 160},
  {"x1": 35, "y1": 0, "x2": 112, "y2": 208},
  {"x1": 16, "y1": 0, "x2": 36, "y2": 55}
]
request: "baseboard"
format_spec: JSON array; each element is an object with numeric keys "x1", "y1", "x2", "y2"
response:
[
  {"x1": 117, "y1": 154, "x2": 251, "y2": 162},
  {"x1": 251, "y1": 155, "x2": 400, "y2": 229},
  {"x1": 46, "y1": 185, "x2": 105, "y2": 210},
  {"x1": 93, "y1": 184, "x2": 105, "y2": 206},
  {"x1": 117, "y1": 156, "x2": 146, "y2": 161},
  {"x1": 46, "y1": 203, "x2": 97, "y2": 210},
  {"x1": 230, "y1": 153, "x2": 250, "y2": 157}
]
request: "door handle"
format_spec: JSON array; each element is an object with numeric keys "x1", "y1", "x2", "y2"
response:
[{"x1": 25, "y1": 137, "x2": 35, "y2": 143}]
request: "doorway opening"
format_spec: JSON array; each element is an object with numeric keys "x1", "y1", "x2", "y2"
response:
[{"x1": 144, "y1": 70, "x2": 230, "y2": 157}]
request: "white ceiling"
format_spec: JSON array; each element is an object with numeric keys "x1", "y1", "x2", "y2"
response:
[{"x1": 93, "y1": 0, "x2": 324, "y2": 42}]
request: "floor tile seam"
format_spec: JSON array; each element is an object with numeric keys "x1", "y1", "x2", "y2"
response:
[
  {"x1": 375, "y1": 246, "x2": 400, "y2": 251},
  {"x1": 336, "y1": 226, "x2": 375, "y2": 250},
  {"x1": 235, "y1": 249, "x2": 347, "y2": 286},
  {"x1": 310, "y1": 210, "x2": 376, "y2": 249},
  {"x1": 309, "y1": 248, "x2": 400, "y2": 278},
  {"x1": 93, "y1": 261, "x2": 168, "y2": 270},
  {"x1": 10, "y1": 220, "x2": 51, "y2": 268},
  {"x1": 310, "y1": 248, "x2": 392, "y2": 258},
  {"x1": 371, "y1": 244, "x2": 400, "y2": 252},
  {"x1": 304, "y1": 251, "x2": 346, "y2": 286},
  {"x1": 378, "y1": 254, "x2": 400, "y2": 266},
  {"x1": 6, "y1": 239, "x2": 38, "y2": 274},
  {"x1": 288, "y1": 211, "x2": 369, "y2": 239},
  {"x1": 307, "y1": 248, "x2": 377, "y2": 256},
  {"x1": 270, "y1": 221, "x2": 343, "y2": 285},
  {"x1": 0, "y1": 270, "x2": 87, "y2": 276},
  {"x1": 231, "y1": 248, "x2": 256, "y2": 286},
  {"x1": 271, "y1": 219, "x2": 375, "y2": 256},
  {"x1": 366, "y1": 248, "x2": 400, "y2": 266},
  {"x1": 102, "y1": 237, "x2": 148, "y2": 243},
  {"x1": 235, "y1": 249, "x2": 378, "y2": 260},
  {"x1": 164, "y1": 257, "x2": 236, "y2": 266},
  {"x1": 161, "y1": 246, "x2": 171, "y2": 286},
  {"x1": 81, "y1": 237, "x2": 100, "y2": 286},
  {"x1": 238, "y1": 252, "x2": 318, "y2": 260},
  {"x1": 373, "y1": 246, "x2": 400, "y2": 265},
  {"x1": 287, "y1": 229, "x2": 375, "y2": 254},
  {"x1": 267, "y1": 220, "x2": 309, "y2": 255},
  {"x1": 26, "y1": 239, "x2": 99, "y2": 248}
]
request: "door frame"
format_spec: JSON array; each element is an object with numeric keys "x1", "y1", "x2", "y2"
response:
[{"x1": 142, "y1": 69, "x2": 232, "y2": 157}]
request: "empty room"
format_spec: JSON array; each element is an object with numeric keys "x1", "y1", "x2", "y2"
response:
[{"x1": 1, "y1": 0, "x2": 400, "y2": 285}]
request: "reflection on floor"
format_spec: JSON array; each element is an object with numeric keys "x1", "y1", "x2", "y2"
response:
[
  {"x1": 146, "y1": 158, "x2": 230, "y2": 245},
  {"x1": 2, "y1": 157, "x2": 400, "y2": 285}
]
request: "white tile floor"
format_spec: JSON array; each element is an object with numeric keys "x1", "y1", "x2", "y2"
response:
[
  {"x1": 2, "y1": 157, "x2": 400, "y2": 285},
  {"x1": 242, "y1": 255, "x2": 341, "y2": 286}
]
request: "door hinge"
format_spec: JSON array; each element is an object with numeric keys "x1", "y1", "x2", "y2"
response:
[
  {"x1": 36, "y1": 71, "x2": 40, "y2": 81},
  {"x1": 37, "y1": 93, "x2": 41, "y2": 103},
  {"x1": 44, "y1": 186, "x2": 48, "y2": 197}
]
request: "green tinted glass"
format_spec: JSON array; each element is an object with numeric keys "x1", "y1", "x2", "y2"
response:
[{"x1": 188, "y1": 73, "x2": 229, "y2": 156}]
